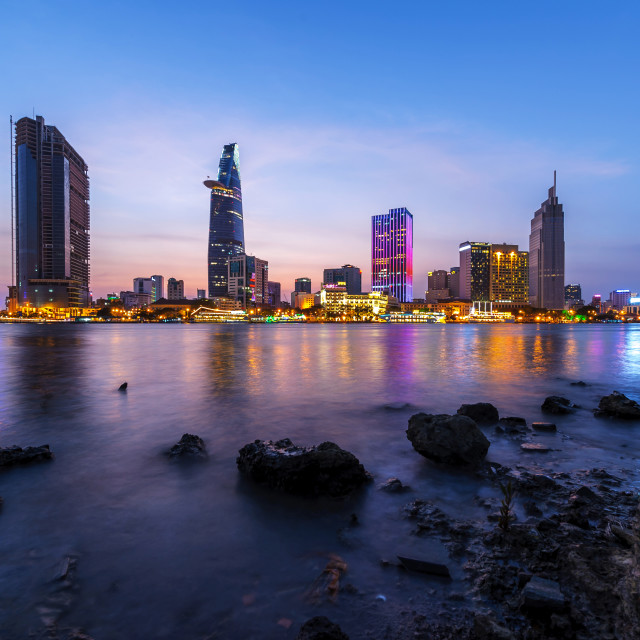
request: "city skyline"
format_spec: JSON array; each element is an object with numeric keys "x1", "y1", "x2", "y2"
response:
[{"x1": 1, "y1": 2, "x2": 639, "y2": 300}]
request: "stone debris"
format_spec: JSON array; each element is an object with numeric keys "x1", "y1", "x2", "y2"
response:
[{"x1": 0, "y1": 444, "x2": 53, "y2": 467}]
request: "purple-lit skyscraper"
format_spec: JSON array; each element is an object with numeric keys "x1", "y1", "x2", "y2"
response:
[{"x1": 371, "y1": 208, "x2": 413, "y2": 302}]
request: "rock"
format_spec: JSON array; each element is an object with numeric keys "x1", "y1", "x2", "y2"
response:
[
  {"x1": 0, "y1": 444, "x2": 53, "y2": 467},
  {"x1": 520, "y1": 443, "x2": 550, "y2": 452},
  {"x1": 541, "y1": 396, "x2": 573, "y2": 414},
  {"x1": 499, "y1": 416, "x2": 526, "y2": 427},
  {"x1": 532, "y1": 421, "x2": 557, "y2": 431},
  {"x1": 397, "y1": 555, "x2": 451, "y2": 577},
  {"x1": 473, "y1": 612, "x2": 514, "y2": 639},
  {"x1": 168, "y1": 433, "x2": 207, "y2": 459},
  {"x1": 407, "y1": 413, "x2": 490, "y2": 466},
  {"x1": 236, "y1": 439, "x2": 370, "y2": 497},
  {"x1": 118, "y1": 381, "x2": 128, "y2": 391},
  {"x1": 595, "y1": 391, "x2": 640, "y2": 419},
  {"x1": 570, "y1": 380, "x2": 588, "y2": 386},
  {"x1": 296, "y1": 616, "x2": 349, "y2": 640},
  {"x1": 457, "y1": 402, "x2": 499, "y2": 424},
  {"x1": 524, "y1": 500, "x2": 542, "y2": 517},
  {"x1": 611, "y1": 525, "x2": 637, "y2": 547},
  {"x1": 378, "y1": 477, "x2": 406, "y2": 492},
  {"x1": 521, "y1": 576, "x2": 566, "y2": 612},
  {"x1": 382, "y1": 401, "x2": 411, "y2": 411}
]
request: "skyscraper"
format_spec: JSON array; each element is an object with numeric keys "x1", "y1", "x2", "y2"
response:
[
  {"x1": 295, "y1": 278, "x2": 312, "y2": 293},
  {"x1": 151, "y1": 275, "x2": 164, "y2": 301},
  {"x1": 459, "y1": 242, "x2": 490, "y2": 301},
  {"x1": 529, "y1": 172, "x2": 565, "y2": 309},
  {"x1": 205, "y1": 143, "x2": 244, "y2": 297},
  {"x1": 15, "y1": 116, "x2": 90, "y2": 308},
  {"x1": 267, "y1": 281, "x2": 281, "y2": 307},
  {"x1": 371, "y1": 208, "x2": 413, "y2": 302},
  {"x1": 228, "y1": 255, "x2": 268, "y2": 309},
  {"x1": 323, "y1": 265, "x2": 362, "y2": 294},
  {"x1": 167, "y1": 278, "x2": 184, "y2": 300}
]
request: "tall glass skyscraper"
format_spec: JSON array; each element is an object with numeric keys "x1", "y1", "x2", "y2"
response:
[
  {"x1": 15, "y1": 116, "x2": 90, "y2": 308},
  {"x1": 529, "y1": 172, "x2": 565, "y2": 309},
  {"x1": 371, "y1": 208, "x2": 413, "y2": 302},
  {"x1": 205, "y1": 143, "x2": 245, "y2": 297}
]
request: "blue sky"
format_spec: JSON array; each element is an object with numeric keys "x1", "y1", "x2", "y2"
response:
[{"x1": 1, "y1": 0, "x2": 638, "y2": 300}]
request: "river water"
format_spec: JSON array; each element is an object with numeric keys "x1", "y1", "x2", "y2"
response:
[{"x1": 0, "y1": 323, "x2": 639, "y2": 638}]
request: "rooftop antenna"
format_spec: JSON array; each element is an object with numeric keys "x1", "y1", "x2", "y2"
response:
[
  {"x1": 9, "y1": 115, "x2": 15, "y2": 291},
  {"x1": 554, "y1": 170, "x2": 557, "y2": 193}
]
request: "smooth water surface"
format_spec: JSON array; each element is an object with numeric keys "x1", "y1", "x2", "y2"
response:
[{"x1": 0, "y1": 323, "x2": 638, "y2": 638}]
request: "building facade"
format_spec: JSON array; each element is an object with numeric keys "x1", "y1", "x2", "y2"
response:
[
  {"x1": 295, "y1": 277, "x2": 312, "y2": 293},
  {"x1": 459, "y1": 241, "x2": 490, "y2": 301},
  {"x1": 609, "y1": 289, "x2": 631, "y2": 310},
  {"x1": 15, "y1": 116, "x2": 90, "y2": 308},
  {"x1": 428, "y1": 270, "x2": 448, "y2": 291},
  {"x1": 529, "y1": 172, "x2": 565, "y2": 309},
  {"x1": 448, "y1": 267, "x2": 460, "y2": 298},
  {"x1": 323, "y1": 265, "x2": 362, "y2": 294},
  {"x1": 489, "y1": 244, "x2": 529, "y2": 303},
  {"x1": 167, "y1": 278, "x2": 184, "y2": 300},
  {"x1": 320, "y1": 286, "x2": 391, "y2": 317},
  {"x1": 228, "y1": 254, "x2": 268, "y2": 309},
  {"x1": 206, "y1": 143, "x2": 245, "y2": 297},
  {"x1": 371, "y1": 207, "x2": 413, "y2": 302},
  {"x1": 151, "y1": 275, "x2": 164, "y2": 301},
  {"x1": 291, "y1": 292, "x2": 316, "y2": 309},
  {"x1": 267, "y1": 281, "x2": 281, "y2": 307}
]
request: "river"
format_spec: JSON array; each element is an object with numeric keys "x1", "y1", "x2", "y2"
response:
[{"x1": 0, "y1": 323, "x2": 638, "y2": 638}]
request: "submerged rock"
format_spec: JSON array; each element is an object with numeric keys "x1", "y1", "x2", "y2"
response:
[
  {"x1": 541, "y1": 396, "x2": 573, "y2": 414},
  {"x1": 378, "y1": 477, "x2": 406, "y2": 492},
  {"x1": 532, "y1": 421, "x2": 557, "y2": 432},
  {"x1": 236, "y1": 439, "x2": 370, "y2": 497},
  {"x1": 457, "y1": 402, "x2": 499, "y2": 424},
  {"x1": 168, "y1": 433, "x2": 207, "y2": 459},
  {"x1": 118, "y1": 381, "x2": 128, "y2": 392},
  {"x1": 595, "y1": 391, "x2": 640, "y2": 419},
  {"x1": 0, "y1": 444, "x2": 53, "y2": 467},
  {"x1": 407, "y1": 413, "x2": 490, "y2": 466},
  {"x1": 520, "y1": 443, "x2": 550, "y2": 453},
  {"x1": 296, "y1": 616, "x2": 349, "y2": 640},
  {"x1": 570, "y1": 380, "x2": 588, "y2": 386}
]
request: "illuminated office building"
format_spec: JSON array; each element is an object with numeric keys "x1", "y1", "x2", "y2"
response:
[
  {"x1": 529, "y1": 172, "x2": 565, "y2": 309},
  {"x1": 459, "y1": 242, "x2": 490, "y2": 301},
  {"x1": 228, "y1": 254, "x2": 268, "y2": 309},
  {"x1": 14, "y1": 116, "x2": 90, "y2": 308},
  {"x1": 489, "y1": 244, "x2": 529, "y2": 303},
  {"x1": 205, "y1": 143, "x2": 244, "y2": 297},
  {"x1": 371, "y1": 207, "x2": 413, "y2": 302},
  {"x1": 323, "y1": 265, "x2": 362, "y2": 294}
]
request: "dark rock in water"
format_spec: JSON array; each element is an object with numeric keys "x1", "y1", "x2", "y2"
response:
[
  {"x1": 407, "y1": 413, "x2": 490, "y2": 466},
  {"x1": 168, "y1": 433, "x2": 207, "y2": 459},
  {"x1": 595, "y1": 390, "x2": 640, "y2": 419},
  {"x1": 541, "y1": 396, "x2": 573, "y2": 414},
  {"x1": 520, "y1": 443, "x2": 550, "y2": 453},
  {"x1": 457, "y1": 402, "x2": 499, "y2": 424},
  {"x1": 524, "y1": 500, "x2": 543, "y2": 517},
  {"x1": 397, "y1": 555, "x2": 451, "y2": 577},
  {"x1": 532, "y1": 421, "x2": 557, "y2": 432},
  {"x1": 296, "y1": 616, "x2": 349, "y2": 640},
  {"x1": 378, "y1": 477, "x2": 406, "y2": 492},
  {"x1": 521, "y1": 576, "x2": 566, "y2": 612},
  {"x1": 499, "y1": 416, "x2": 526, "y2": 427},
  {"x1": 382, "y1": 401, "x2": 411, "y2": 411},
  {"x1": 236, "y1": 439, "x2": 370, "y2": 497},
  {"x1": 570, "y1": 380, "x2": 588, "y2": 386},
  {"x1": 118, "y1": 381, "x2": 128, "y2": 391},
  {"x1": 0, "y1": 444, "x2": 53, "y2": 467}
]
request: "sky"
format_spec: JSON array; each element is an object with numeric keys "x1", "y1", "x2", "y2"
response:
[{"x1": 1, "y1": 0, "x2": 639, "y2": 301}]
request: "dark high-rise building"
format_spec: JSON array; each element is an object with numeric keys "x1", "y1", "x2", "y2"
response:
[
  {"x1": 428, "y1": 270, "x2": 448, "y2": 291},
  {"x1": 529, "y1": 172, "x2": 565, "y2": 309},
  {"x1": 323, "y1": 265, "x2": 362, "y2": 294},
  {"x1": 371, "y1": 207, "x2": 413, "y2": 302},
  {"x1": 205, "y1": 143, "x2": 244, "y2": 297},
  {"x1": 295, "y1": 277, "x2": 312, "y2": 293},
  {"x1": 565, "y1": 284, "x2": 582, "y2": 305},
  {"x1": 15, "y1": 116, "x2": 90, "y2": 308},
  {"x1": 267, "y1": 281, "x2": 281, "y2": 307},
  {"x1": 459, "y1": 241, "x2": 490, "y2": 301},
  {"x1": 448, "y1": 267, "x2": 460, "y2": 298},
  {"x1": 228, "y1": 255, "x2": 268, "y2": 309}
]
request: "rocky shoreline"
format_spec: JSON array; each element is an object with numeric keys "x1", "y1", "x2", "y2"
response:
[{"x1": 1, "y1": 391, "x2": 639, "y2": 639}]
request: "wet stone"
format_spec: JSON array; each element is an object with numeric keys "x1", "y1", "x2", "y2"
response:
[
  {"x1": 457, "y1": 402, "x2": 499, "y2": 424},
  {"x1": 541, "y1": 396, "x2": 573, "y2": 415},
  {"x1": 532, "y1": 421, "x2": 557, "y2": 432},
  {"x1": 0, "y1": 444, "x2": 53, "y2": 467},
  {"x1": 521, "y1": 576, "x2": 566, "y2": 612},
  {"x1": 296, "y1": 616, "x2": 349, "y2": 640},
  {"x1": 520, "y1": 443, "x2": 550, "y2": 453}
]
